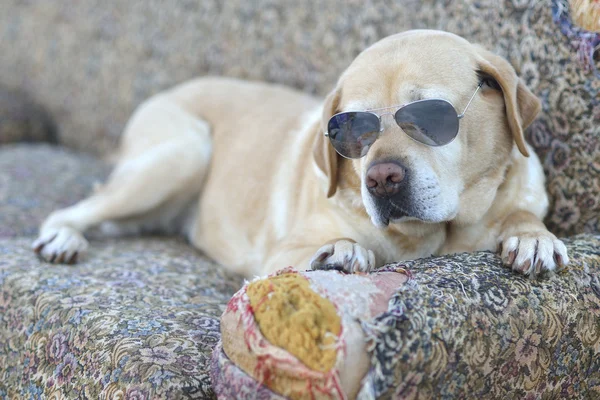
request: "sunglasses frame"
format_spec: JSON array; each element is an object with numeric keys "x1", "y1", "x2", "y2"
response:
[{"x1": 325, "y1": 81, "x2": 484, "y2": 159}]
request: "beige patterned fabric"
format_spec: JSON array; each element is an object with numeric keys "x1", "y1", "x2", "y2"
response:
[{"x1": 0, "y1": 144, "x2": 109, "y2": 238}]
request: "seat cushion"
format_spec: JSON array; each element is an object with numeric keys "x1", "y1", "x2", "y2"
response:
[
  {"x1": 0, "y1": 144, "x2": 109, "y2": 238},
  {"x1": 0, "y1": 236, "x2": 244, "y2": 399}
]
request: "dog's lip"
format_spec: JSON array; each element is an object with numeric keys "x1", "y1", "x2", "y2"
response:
[
  {"x1": 372, "y1": 214, "x2": 423, "y2": 229},
  {"x1": 373, "y1": 216, "x2": 390, "y2": 228},
  {"x1": 390, "y1": 215, "x2": 422, "y2": 223},
  {"x1": 367, "y1": 198, "x2": 409, "y2": 227},
  {"x1": 372, "y1": 208, "x2": 408, "y2": 227}
]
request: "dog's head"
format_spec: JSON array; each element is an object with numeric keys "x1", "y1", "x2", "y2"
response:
[{"x1": 313, "y1": 30, "x2": 540, "y2": 229}]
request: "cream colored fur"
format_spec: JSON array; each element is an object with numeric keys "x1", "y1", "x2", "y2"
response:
[{"x1": 33, "y1": 30, "x2": 568, "y2": 278}]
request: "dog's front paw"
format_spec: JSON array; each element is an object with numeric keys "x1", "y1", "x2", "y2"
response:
[
  {"x1": 310, "y1": 240, "x2": 375, "y2": 274},
  {"x1": 499, "y1": 231, "x2": 568, "y2": 278},
  {"x1": 32, "y1": 227, "x2": 88, "y2": 264}
]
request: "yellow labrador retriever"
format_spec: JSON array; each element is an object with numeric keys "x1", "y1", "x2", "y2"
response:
[{"x1": 33, "y1": 30, "x2": 568, "y2": 278}]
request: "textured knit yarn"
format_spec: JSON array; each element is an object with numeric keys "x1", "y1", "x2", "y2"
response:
[{"x1": 246, "y1": 273, "x2": 341, "y2": 372}]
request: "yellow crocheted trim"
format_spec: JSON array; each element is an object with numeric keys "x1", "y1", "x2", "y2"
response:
[{"x1": 247, "y1": 273, "x2": 341, "y2": 372}]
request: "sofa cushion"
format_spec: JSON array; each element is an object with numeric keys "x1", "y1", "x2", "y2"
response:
[
  {"x1": 0, "y1": 236, "x2": 244, "y2": 399},
  {"x1": 208, "y1": 233, "x2": 600, "y2": 399},
  {"x1": 0, "y1": 144, "x2": 109, "y2": 238}
]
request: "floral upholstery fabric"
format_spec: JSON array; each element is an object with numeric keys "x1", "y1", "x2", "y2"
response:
[
  {"x1": 0, "y1": 145, "x2": 243, "y2": 398},
  {"x1": 0, "y1": 236, "x2": 244, "y2": 399}
]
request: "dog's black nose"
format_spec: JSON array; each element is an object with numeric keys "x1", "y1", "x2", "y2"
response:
[{"x1": 366, "y1": 161, "x2": 407, "y2": 197}]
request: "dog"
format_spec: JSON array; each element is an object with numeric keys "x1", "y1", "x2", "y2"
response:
[{"x1": 33, "y1": 30, "x2": 569, "y2": 278}]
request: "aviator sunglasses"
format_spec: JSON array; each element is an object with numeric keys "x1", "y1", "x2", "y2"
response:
[{"x1": 325, "y1": 82, "x2": 483, "y2": 159}]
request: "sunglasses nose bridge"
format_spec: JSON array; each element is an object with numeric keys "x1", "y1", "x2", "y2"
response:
[{"x1": 376, "y1": 111, "x2": 398, "y2": 132}]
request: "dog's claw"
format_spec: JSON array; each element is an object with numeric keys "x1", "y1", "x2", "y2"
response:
[
  {"x1": 67, "y1": 252, "x2": 78, "y2": 265},
  {"x1": 520, "y1": 259, "x2": 531, "y2": 274},
  {"x1": 534, "y1": 259, "x2": 542, "y2": 275},
  {"x1": 33, "y1": 232, "x2": 57, "y2": 254},
  {"x1": 507, "y1": 250, "x2": 517, "y2": 265}
]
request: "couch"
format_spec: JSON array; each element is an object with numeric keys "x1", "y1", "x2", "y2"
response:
[{"x1": 1, "y1": 0, "x2": 598, "y2": 398}]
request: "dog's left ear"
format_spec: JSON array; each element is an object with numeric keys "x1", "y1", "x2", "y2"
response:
[
  {"x1": 475, "y1": 47, "x2": 541, "y2": 157},
  {"x1": 312, "y1": 87, "x2": 341, "y2": 198}
]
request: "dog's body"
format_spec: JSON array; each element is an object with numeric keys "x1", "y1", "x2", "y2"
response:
[{"x1": 34, "y1": 30, "x2": 568, "y2": 277}]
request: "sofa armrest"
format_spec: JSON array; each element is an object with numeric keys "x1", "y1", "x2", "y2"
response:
[{"x1": 364, "y1": 233, "x2": 600, "y2": 398}]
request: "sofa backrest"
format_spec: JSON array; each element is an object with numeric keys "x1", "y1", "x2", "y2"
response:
[{"x1": 1, "y1": 0, "x2": 597, "y2": 236}]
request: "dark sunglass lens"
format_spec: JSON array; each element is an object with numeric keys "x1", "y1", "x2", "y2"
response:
[
  {"x1": 327, "y1": 112, "x2": 380, "y2": 158},
  {"x1": 394, "y1": 100, "x2": 459, "y2": 146}
]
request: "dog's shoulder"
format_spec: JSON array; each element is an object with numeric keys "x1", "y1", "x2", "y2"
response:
[{"x1": 496, "y1": 145, "x2": 549, "y2": 221}]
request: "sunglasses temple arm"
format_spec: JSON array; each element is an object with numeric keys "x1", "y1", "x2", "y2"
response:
[{"x1": 457, "y1": 81, "x2": 484, "y2": 119}]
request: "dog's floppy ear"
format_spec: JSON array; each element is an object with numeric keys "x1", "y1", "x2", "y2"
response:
[
  {"x1": 475, "y1": 48, "x2": 541, "y2": 157},
  {"x1": 312, "y1": 87, "x2": 341, "y2": 198}
]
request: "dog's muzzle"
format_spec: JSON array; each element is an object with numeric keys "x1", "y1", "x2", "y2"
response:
[{"x1": 365, "y1": 161, "x2": 417, "y2": 225}]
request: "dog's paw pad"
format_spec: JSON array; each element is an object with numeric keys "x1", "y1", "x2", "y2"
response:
[
  {"x1": 32, "y1": 227, "x2": 88, "y2": 264},
  {"x1": 499, "y1": 232, "x2": 569, "y2": 278},
  {"x1": 310, "y1": 240, "x2": 375, "y2": 274}
]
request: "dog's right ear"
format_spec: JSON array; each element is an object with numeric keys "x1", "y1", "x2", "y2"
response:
[
  {"x1": 312, "y1": 87, "x2": 341, "y2": 198},
  {"x1": 475, "y1": 47, "x2": 541, "y2": 158}
]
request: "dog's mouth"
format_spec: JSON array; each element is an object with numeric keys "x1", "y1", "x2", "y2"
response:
[
  {"x1": 369, "y1": 197, "x2": 420, "y2": 227},
  {"x1": 367, "y1": 189, "x2": 449, "y2": 227},
  {"x1": 361, "y1": 162, "x2": 448, "y2": 227}
]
